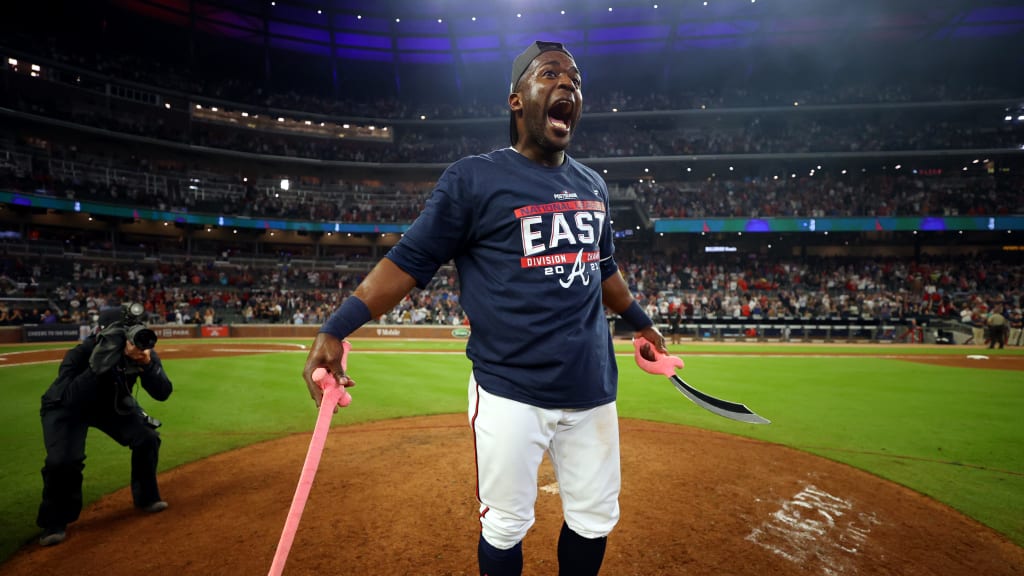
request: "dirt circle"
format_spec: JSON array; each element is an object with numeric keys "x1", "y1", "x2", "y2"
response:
[{"x1": 2, "y1": 343, "x2": 1023, "y2": 575}]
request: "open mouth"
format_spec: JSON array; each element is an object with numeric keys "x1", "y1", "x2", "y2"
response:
[{"x1": 548, "y1": 99, "x2": 574, "y2": 134}]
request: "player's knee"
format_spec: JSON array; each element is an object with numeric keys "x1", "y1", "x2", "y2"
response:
[
  {"x1": 563, "y1": 504, "x2": 620, "y2": 539},
  {"x1": 481, "y1": 516, "x2": 533, "y2": 550}
]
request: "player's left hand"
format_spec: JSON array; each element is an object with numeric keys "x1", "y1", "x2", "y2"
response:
[{"x1": 636, "y1": 326, "x2": 667, "y2": 361}]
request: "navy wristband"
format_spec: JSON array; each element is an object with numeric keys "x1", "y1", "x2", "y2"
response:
[
  {"x1": 319, "y1": 297, "x2": 372, "y2": 340},
  {"x1": 620, "y1": 300, "x2": 653, "y2": 331}
]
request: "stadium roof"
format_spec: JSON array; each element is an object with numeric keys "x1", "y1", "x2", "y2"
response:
[{"x1": 112, "y1": 0, "x2": 1024, "y2": 64}]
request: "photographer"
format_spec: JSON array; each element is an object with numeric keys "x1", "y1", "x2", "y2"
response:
[{"x1": 36, "y1": 303, "x2": 173, "y2": 547}]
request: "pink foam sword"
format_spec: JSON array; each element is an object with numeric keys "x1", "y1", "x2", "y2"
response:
[
  {"x1": 268, "y1": 340, "x2": 353, "y2": 576},
  {"x1": 632, "y1": 338, "x2": 769, "y2": 424}
]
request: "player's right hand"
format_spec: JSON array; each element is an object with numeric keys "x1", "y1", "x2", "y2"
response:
[{"x1": 302, "y1": 333, "x2": 355, "y2": 410}]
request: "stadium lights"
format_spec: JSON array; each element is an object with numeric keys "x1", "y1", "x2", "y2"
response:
[{"x1": 164, "y1": 103, "x2": 171, "y2": 109}]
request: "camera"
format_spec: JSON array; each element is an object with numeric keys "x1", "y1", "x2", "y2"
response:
[
  {"x1": 120, "y1": 302, "x2": 158, "y2": 351},
  {"x1": 91, "y1": 302, "x2": 159, "y2": 374}
]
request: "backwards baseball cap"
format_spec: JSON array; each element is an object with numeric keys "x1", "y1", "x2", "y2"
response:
[{"x1": 509, "y1": 40, "x2": 574, "y2": 145}]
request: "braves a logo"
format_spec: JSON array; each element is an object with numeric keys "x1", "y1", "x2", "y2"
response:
[{"x1": 559, "y1": 248, "x2": 590, "y2": 288}]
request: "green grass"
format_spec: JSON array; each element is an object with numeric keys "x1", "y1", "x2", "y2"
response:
[{"x1": 1, "y1": 340, "x2": 1022, "y2": 564}]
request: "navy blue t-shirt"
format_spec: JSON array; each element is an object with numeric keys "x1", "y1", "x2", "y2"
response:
[{"x1": 386, "y1": 148, "x2": 621, "y2": 409}]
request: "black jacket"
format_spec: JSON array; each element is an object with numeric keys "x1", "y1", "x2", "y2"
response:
[{"x1": 41, "y1": 336, "x2": 173, "y2": 412}]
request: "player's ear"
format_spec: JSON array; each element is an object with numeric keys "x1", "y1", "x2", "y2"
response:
[{"x1": 509, "y1": 92, "x2": 523, "y2": 114}]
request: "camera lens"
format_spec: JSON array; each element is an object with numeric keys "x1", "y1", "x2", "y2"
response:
[{"x1": 127, "y1": 325, "x2": 158, "y2": 350}]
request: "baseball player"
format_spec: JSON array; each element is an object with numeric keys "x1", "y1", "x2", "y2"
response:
[{"x1": 303, "y1": 40, "x2": 665, "y2": 576}]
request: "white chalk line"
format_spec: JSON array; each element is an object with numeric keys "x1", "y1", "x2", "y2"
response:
[
  {"x1": 746, "y1": 484, "x2": 880, "y2": 576},
  {"x1": 539, "y1": 482, "x2": 560, "y2": 495}
]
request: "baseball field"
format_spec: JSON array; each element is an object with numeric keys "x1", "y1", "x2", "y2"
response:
[{"x1": 1, "y1": 338, "x2": 1022, "y2": 575}]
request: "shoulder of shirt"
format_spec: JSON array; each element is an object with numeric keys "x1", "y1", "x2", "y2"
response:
[
  {"x1": 564, "y1": 155, "x2": 608, "y2": 193},
  {"x1": 448, "y1": 148, "x2": 516, "y2": 169},
  {"x1": 436, "y1": 149, "x2": 514, "y2": 183}
]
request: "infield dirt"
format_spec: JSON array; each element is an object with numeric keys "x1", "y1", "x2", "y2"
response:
[{"x1": 2, "y1": 343, "x2": 1022, "y2": 575}]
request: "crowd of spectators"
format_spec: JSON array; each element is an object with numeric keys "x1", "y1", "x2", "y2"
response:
[
  {"x1": 630, "y1": 171, "x2": 1024, "y2": 219},
  {"x1": 2, "y1": 248, "x2": 1021, "y2": 346},
  {"x1": 3, "y1": 145, "x2": 1021, "y2": 222},
  {"x1": 2, "y1": 31, "x2": 1022, "y2": 344}
]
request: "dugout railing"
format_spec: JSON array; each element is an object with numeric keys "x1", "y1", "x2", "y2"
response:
[{"x1": 618, "y1": 316, "x2": 931, "y2": 343}]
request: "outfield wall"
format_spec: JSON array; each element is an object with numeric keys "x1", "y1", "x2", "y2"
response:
[
  {"x1": 1, "y1": 323, "x2": 473, "y2": 343},
  {"x1": 2, "y1": 320, "x2": 940, "y2": 344}
]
